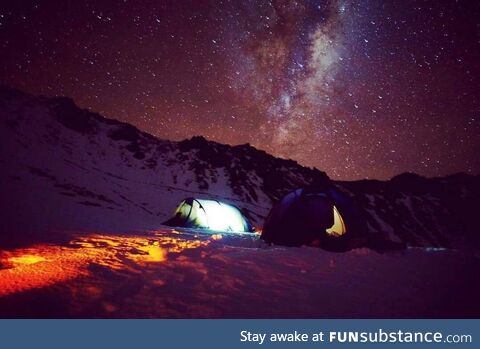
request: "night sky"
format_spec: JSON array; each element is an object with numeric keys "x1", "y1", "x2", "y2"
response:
[{"x1": 1, "y1": 0, "x2": 479, "y2": 180}]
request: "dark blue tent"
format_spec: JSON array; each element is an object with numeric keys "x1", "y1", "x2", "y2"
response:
[{"x1": 261, "y1": 186, "x2": 366, "y2": 251}]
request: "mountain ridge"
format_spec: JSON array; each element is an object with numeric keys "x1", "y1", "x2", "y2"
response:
[{"x1": 1, "y1": 86, "x2": 478, "y2": 250}]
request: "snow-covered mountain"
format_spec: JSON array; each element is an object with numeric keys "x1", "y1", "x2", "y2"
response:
[
  {"x1": 1, "y1": 86, "x2": 478, "y2": 250},
  {"x1": 0, "y1": 87, "x2": 328, "y2": 241},
  {"x1": 337, "y1": 173, "x2": 479, "y2": 251}
]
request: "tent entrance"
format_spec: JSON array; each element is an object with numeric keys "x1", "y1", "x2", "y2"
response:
[{"x1": 325, "y1": 205, "x2": 347, "y2": 237}]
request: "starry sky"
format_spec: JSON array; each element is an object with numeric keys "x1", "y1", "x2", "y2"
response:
[{"x1": 1, "y1": 0, "x2": 479, "y2": 180}]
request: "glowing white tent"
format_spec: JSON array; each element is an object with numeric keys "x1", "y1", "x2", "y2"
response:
[{"x1": 164, "y1": 198, "x2": 253, "y2": 233}]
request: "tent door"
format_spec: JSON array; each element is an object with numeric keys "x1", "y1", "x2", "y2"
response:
[{"x1": 325, "y1": 205, "x2": 346, "y2": 237}]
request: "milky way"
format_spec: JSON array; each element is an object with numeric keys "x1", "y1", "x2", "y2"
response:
[{"x1": 0, "y1": 0, "x2": 479, "y2": 179}]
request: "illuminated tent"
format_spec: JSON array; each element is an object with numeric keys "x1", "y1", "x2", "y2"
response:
[
  {"x1": 261, "y1": 187, "x2": 365, "y2": 251},
  {"x1": 163, "y1": 198, "x2": 253, "y2": 232}
]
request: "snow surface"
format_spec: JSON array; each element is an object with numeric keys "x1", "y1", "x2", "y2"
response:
[
  {"x1": 1, "y1": 88, "x2": 479, "y2": 318},
  {"x1": 0, "y1": 227, "x2": 478, "y2": 318}
]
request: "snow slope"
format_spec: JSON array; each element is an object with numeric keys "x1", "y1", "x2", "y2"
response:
[
  {"x1": 1, "y1": 86, "x2": 479, "y2": 251},
  {"x1": 0, "y1": 228, "x2": 478, "y2": 318},
  {"x1": 0, "y1": 87, "x2": 327, "y2": 243},
  {"x1": 337, "y1": 174, "x2": 480, "y2": 250}
]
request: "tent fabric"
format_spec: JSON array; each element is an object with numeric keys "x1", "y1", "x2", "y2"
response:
[
  {"x1": 164, "y1": 198, "x2": 253, "y2": 233},
  {"x1": 261, "y1": 187, "x2": 365, "y2": 251}
]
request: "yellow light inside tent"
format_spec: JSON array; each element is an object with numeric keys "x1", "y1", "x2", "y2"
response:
[{"x1": 325, "y1": 205, "x2": 346, "y2": 237}]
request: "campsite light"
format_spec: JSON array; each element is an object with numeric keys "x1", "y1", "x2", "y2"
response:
[
  {"x1": 199, "y1": 200, "x2": 246, "y2": 232},
  {"x1": 164, "y1": 198, "x2": 253, "y2": 233},
  {"x1": 325, "y1": 205, "x2": 347, "y2": 237}
]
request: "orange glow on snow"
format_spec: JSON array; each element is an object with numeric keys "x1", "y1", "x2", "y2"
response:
[
  {"x1": 0, "y1": 231, "x2": 209, "y2": 297},
  {"x1": 0, "y1": 245, "x2": 90, "y2": 297},
  {"x1": 134, "y1": 244, "x2": 168, "y2": 262},
  {"x1": 9, "y1": 254, "x2": 46, "y2": 265}
]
